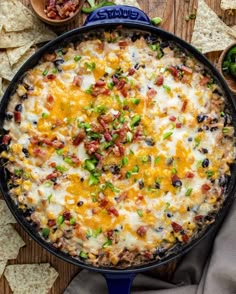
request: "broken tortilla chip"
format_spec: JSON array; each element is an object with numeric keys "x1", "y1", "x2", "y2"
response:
[
  {"x1": 115, "y1": 0, "x2": 141, "y2": 8},
  {"x1": 0, "y1": 199, "x2": 16, "y2": 225},
  {"x1": 191, "y1": 0, "x2": 236, "y2": 53},
  {"x1": 7, "y1": 41, "x2": 35, "y2": 66},
  {"x1": 0, "y1": 225, "x2": 25, "y2": 260},
  {"x1": 0, "y1": 260, "x2": 7, "y2": 278},
  {"x1": 221, "y1": 0, "x2": 236, "y2": 10},
  {"x1": 0, "y1": 0, "x2": 32, "y2": 32},
  {"x1": 4, "y1": 263, "x2": 58, "y2": 294}
]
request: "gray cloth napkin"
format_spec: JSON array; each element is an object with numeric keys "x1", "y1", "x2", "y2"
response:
[{"x1": 64, "y1": 200, "x2": 236, "y2": 294}]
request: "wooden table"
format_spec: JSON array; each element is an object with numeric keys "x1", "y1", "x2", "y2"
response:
[{"x1": 1, "y1": 1, "x2": 236, "y2": 293}]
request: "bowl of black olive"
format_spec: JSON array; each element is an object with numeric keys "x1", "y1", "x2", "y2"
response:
[{"x1": 219, "y1": 42, "x2": 236, "y2": 95}]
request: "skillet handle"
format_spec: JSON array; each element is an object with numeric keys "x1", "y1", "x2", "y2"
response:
[
  {"x1": 103, "y1": 273, "x2": 136, "y2": 294},
  {"x1": 84, "y1": 5, "x2": 151, "y2": 26}
]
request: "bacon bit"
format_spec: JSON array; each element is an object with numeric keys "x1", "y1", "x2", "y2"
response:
[
  {"x1": 171, "y1": 222, "x2": 182, "y2": 233},
  {"x1": 84, "y1": 140, "x2": 100, "y2": 155},
  {"x1": 120, "y1": 84, "x2": 129, "y2": 97},
  {"x1": 94, "y1": 152, "x2": 102, "y2": 161},
  {"x1": 95, "y1": 80, "x2": 106, "y2": 87},
  {"x1": 47, "y1": 219, "x2": 56, "y2": 227},
  {"x1": 43, "y1": 53, "x2": 56, "y2": 62},
  {"x1": 99, "y1": 199, "x2": 109, "y2": 208},
  {"x1": 182, "y1": 234, "x2": 189, "y2": 243},
  {"x1": 47, "y1": 74, "x2": 56, "y2": 80},
  {"x1": 200, "y1": 76, "x2": 210, "y2": 86},
  {"x1": 144, "y1": 252, "x2": 154, "y2": 260},
  {"x1": 33, "y1": 148, "x2": 47, "y2": 159},
  {"x1": 176, "y1": 122, "x2": 182, "y2": 128},
  {"x1": 47, "y1": 94, "x2": 54, "y2": 103},
  {"x1": 147, "y1": 88, "x2": 157, "y2": 99},
  {"x1": 91, "y1": 87, "x2": 110, "y2": 97},
  {"x1": 186, "y1": 171, "x2": 194, "y2": 178},
  {"x1": 169, "y1": 116, "x2": 176, "y2": 122},
  {"x1": 63, "y1": 211, "x2": 71, "y2": 220},
  {"x1": 116, "y1": 192, "x2": 127, "y2": 203},
  {"x1": 30, "y1": 136, "x2": 39, "y2": 145},
  {"x1": 46, "y1": 171, "x2": 60, "y2": 180},
  {"x1": 100, "y1": 113, "x2": 114, "y2": 123},
  {"x1": 73, "y1": 131, "x2": 86, "y2": 146},
  {"x1": 43, "y1": 138, "x2": 53, "y2": 146},
  {"x1": 201, "y1": 184, "x2": 211, "y2": 192},
  {"x1": 195, "y1": 215, "x2": 203, "y2": 221},
  {"x1": 137, "y1": 225, "x2": 147, "y2": 237},
  {"x1": 116, "y1": 142, "x2": 125, "y2": 156},
  {"x1": 135, "y1": 194, "x2": 144, "y2": 205},
  {"x1": 128, "y1": 68, "x2": 135, "y2": 76},
  {"x1": 2, "y1": 135, "x2": 11, "y2": 145},
  {"x1": 181, "y1": 100, "x2": 188, "y2": 112},
  {"x1": 71, "y1": 154, "x2": 81, "y2": 165},
  {"x1": 49, "y1": 162, "x2": 57, "y2": 168},
  {"x1": 104, "y1": 132, "x2": 112, "y2": 142},
  {"x1": 168, "y1": 66, "x2": 178, "y2": 77},
  {"x1": 116, "y1": 79, "x2": 126, "y2": 90},
  {"x1": 133, "y1": 127, "x2": 143, "y2": 141},
  {"x1": 47, "y1": 10, "x2": 57, "y2": 18},
  {"x1": 52, "y1": 140, "x2": 64, "y2": 149},
  {"x1": 181, "y1": 65, "x2": 193, "y2": 75},
  {"x1": 73, "y1": 75, "x2": 83, "y2": 87},
  {"x1": 106, "y1": 229, "x2": 114, "y2": 240},
  {"x1": 118, "y1": 40, "x2": 128, "y2": 47},
  {"x1": 97, "y1": 118, "x2": 108, "y2": 131},
  {"x1": 156, "y1": 75, "x2": 164, "y2": 86},
  {"x1": 14, "y1": 111, "x2": 21, "y2": 123},
  {"x1": 123, "y1": 105, "x2": 129, "y2": 111},
  {"x1": 91, "y1": 123, "x2": 104, "y2": 133},
  {"x1": 92, "y1": 208, "x2": 99, "y2": 214}
]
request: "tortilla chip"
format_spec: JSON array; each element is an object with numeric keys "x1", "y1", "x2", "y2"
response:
[
  {"x1": 0, "y1": 260, "x2": 7, "y2": 278},
  {"x1": 4, "y1": 263, "x2": 58, "y2": 294},
  {"x1": 0, "y1": 200, "x2": 16, "y2": 224},
  {"x1": 12, "y1": 48, "x2": 36, "y2": 77},
  {"x1": 221, "y1": 0, "x2": 236, "y2": 10},
  {"x1": 0, "y1": 225, "x2": 25, "y2": 259},
  {"x1": 7, "y1": 41, "x2": 35, "y2": 66},
  {"x1": 0, "y1": 0, "x2": 32, "y2": 32},
  {"x1": 0, "y1": 77, "x2": 3, "y2": 99},
  {"x1": 191, "y1": 0, "x2": 236, "y2": 53},
  {"x1": 115, "y1": 0, "x2": 141, "y2": 8}
]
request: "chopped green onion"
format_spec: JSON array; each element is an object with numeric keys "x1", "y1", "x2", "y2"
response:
[
  {"x1": 102, "y1": 181, "x2": 120, "y2": 193},
  {"x1": 79, "y1": 251, "x2": 88, "y2": 259},
  {"x1": 130, "y1": 115, "x2": 141, "y2": 127},
  {"x1": 52, "y1": 68, "x2": 58, "y2": 74},
  {"x1": 74, "y1": 55, "x2": 82, "y2": 62},
  {"x1": 172, "y1": 168, "x2": 177, "y2": 174},
  {"x1": 42, "y1": 69, "x2": 48, "y2": 76},
  {"x1": 85, "y1": 159, "x2": 96, "y2": 171},
  {"x1": 129, "y1": 150, "x2": 134, "y2": 155},
  {"x1": 42, "y1": 228, "x2": 50, "y2": 238},
  {"x1": 122, "y1": 157, "x2": 129, "y2": 166},
  {"x1": 57, "y1": 215, "x2": 64, "y2": 225},
  {"x1": 163, "y1": 131, "x2": 173, "y2": 140},
  {"x1": 164, "y1": 202, "x2": 170, "y2": 211},
  {"x1": 137, "y1": 209, "x2": 143, "y2": 217},
  {"x1": 93, "y1": 227, "x2": 102, "y2": 237},
  {"x1": 69, "y1": 217, "x2": 76, "y2": 225},
  {"x1": 64, "y1": 157, "x2": 73, "y2": 164},
  {"x1": 92, "y1": 196, "x2": 98, "y2": 202},
  {"x1": 86, "y1": 228, "x2": 93, "y2": 238},
  {"x1": 222, "y1": 127, "x2": 229, "y2": 134},
  {"x1": 102, "y1": 239, "x2": 112, "y2": 248},
  {"x1": 55, "y1": 165, "x2": 68, "y2": 173},
  {"x1": 163, "y1": 84, "x2": 171, "y2": 92},
  {"x1": 78, "y1": 121, "x2": 91, "y2": 130},
  {"x1": 149, "y1": 44, "x2": 158, "y2": 51},
  {"x1": 88, "y1": 174, "x2": 99, "y2": 186},
  {"x1": 107, "y1": 82, "x2": 114, "y2": 90},
  {"x1": 85, "y1": 62, "x2": 96, "y2": 71},
  {"x1": 47, "y1": 194, "x2": 53, "y2": 203},
  {"x1": 130, "y1": 98, "x2": 140, "y2": 105},
  {"x1": 126, "y1": 131, "x2": 133, "y2": 142},
  {"x1": 185, "y1": 187, "x2": 193, "y2": 197},
  {"x1": 42, "y1": 112, "x2": 49, "y2": 118},
  {"x1": 132, "y1": 165, "x2": 139, "y2": 173},
  {"x1": 56, "y1": 149, "x2": 63, "y2": 156},
  {"x1": 151, "y1": 17, "x2": 162, "y2": 25},
  {"x1": 220, "y1": 111, "x2": 225, "y2": 117},
  {"x1": 155, "y1": 156, "x2": 161, "y2": 164},
  {"x1": 142, "y1": 155, "x2": 150, "y2": 163},
  {"x1": 194, "y1": 136, "x2": 201, "y2": 147},
  {"x1": 205, "y1": 170, "x2": 215, "y2": 178},
  {"x1": 85, "y1": 85, "x2": 93, "y2": 94},
  {"x1": 126, "y1": 171, "x2": 132, "y2": 179}
]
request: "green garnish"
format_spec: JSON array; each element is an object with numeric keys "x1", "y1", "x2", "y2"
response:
[
  {"x1": 122, "y1": 157, "x2": 129, "y2": 166},
  {"x1": 55, "y1": 165, "x2": 68, "y2": 173},
  {"x1": 107, "y1": 82, "x2": 114, "y2": 90},
  {"x1": 137, "y1": 209, "x2": 143, "y2": 217},
  {"x1": 163, "y1": 132, "x2": 173, "y2": 140},
  {"x1": 102, "y1": 181, "x2": 120, "y2": 193},
  {"x1": 151, "y1": 17, "x2": 162, "y2": 25},
  {"x1": 172, "y1": 168, "x2": 177, "y2": 174},
  {"x1": 47, "y1": 194, "x2": 53, "y2": 203},
  {"x1": 79, "y1": 251, "x2": 88, "y2": 258},
  {"x1": 222, "y1": 127, "x2": 229, "y2": 134},
  {"x1": 64, "y1": 157, "x2": 73, "y2": 164},
  {"x1": 164, "y1": 202, "x2": 170, "y2": 212},
  {"x1": 88, "y1": 174, "x2": 99, "y2": 186},
  {"x1": 85, "y1": 62, "x2": 96, "y2": 71},
  {"x1": 85, "y1": 85, "x2": 93, "y2": 94},
  {"x1": 130, "y1": 98, "x2": 140, "y2": 105},
  {"x1": 56, "y1": 149, "x2": 63, "y2": 156},
  {"x1": 14, "y1": 169, "x2": 23, "y2": 177},
  {"x1": 205, "y1": 170, "x2": 215, "y2": 178},
  {"x1": 130, "y1": 115, "x2": 141, "y2": 127},
  {"x1": 42, "y1": 69, "x2": 48, "y2": 76},
  {"x1": 42, "y1": 112, "x2": 49, "y2": 118},
  {"x1": 102, "y1": 239, "x2": 112, "y2": 248},
  {"x1": 126, "y1": 171, "x2": 132, "y2": 179},
  {"x1": 126, "y1": 132, "x2": 133, "y2": 143},
  {"x1": 185, "y1": 187, "x2": 193, "y2": 197},
  {"x1": 52, "y1": 68, "x2": 58, "y2": 74},
  {"x1": 42, "y1": 228, "x2": 50, "y2": 238},
  {"x1": 163, "y1": 84, "x2": 171, "y2": 92},
  {"x1": 93, "y1": 227, "x2": 102, "y2": 237},
  {"x1": 57, "y1": 215, "x2": 64, "y2": 225},
  {"x1": 69, "y1": 217, "x2": 76, "y2": 225},
  {"x1": 132, "y1": 165, "x2": 139, "y2": 173},
  {"x1": 84, "y1": 159, "x2": 96, "y2": 171},
  {"x1": 74, "y1": 55, "x2": 82, "y2": 62},
  {"x1": 155, "y1": 156, "x2": 161, "y2": 164},
  {"x1": 86, "y1": 228, "x2": 93, "y2": 238},
  {"x1": 142, "y1": 155, "x2": 150, "y2": 163}
]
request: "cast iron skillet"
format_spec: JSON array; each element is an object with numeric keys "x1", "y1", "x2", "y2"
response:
[{"x1": 0, "y1": 6, "x2": 236, "y2": 294}]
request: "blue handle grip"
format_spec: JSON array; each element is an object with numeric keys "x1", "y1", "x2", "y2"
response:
[
  {"x1": 103, "y1": 273, "x2": 136, "y2": 294},
  {"x1": 84, "y1": 5, "x2": 151, "y2": 26}
]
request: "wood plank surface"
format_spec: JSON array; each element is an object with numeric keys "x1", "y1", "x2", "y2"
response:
[{"x1": 1, "y1": 1, "x2": 236, "y2": 293}]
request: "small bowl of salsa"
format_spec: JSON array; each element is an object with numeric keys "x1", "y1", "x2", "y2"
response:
[
  {"x1": 30, "y1": 0, "x2": 84, "y2": 26},
  {"x1": 219, "y1": 42, "x2": 236, "y2": 95}
]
